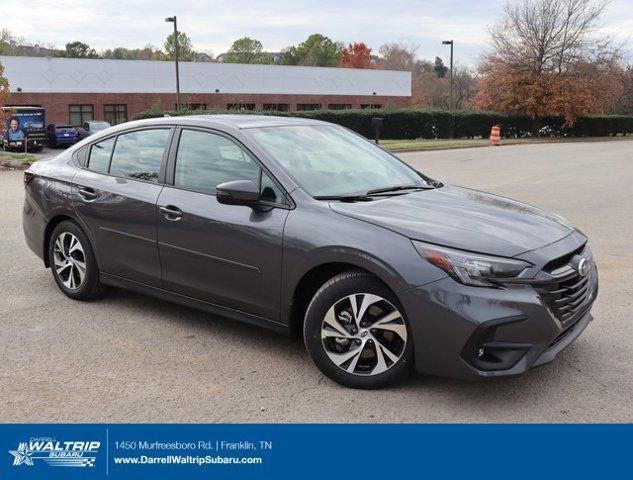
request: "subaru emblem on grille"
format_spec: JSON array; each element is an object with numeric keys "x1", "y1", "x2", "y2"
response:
[{"x1": 577, "y1": 258, "x2": 589, "y2": 277}]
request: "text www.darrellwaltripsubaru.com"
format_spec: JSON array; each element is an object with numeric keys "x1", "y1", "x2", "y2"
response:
[{"x1": 113, "y1": 455, "x2": 263, "y2": 466}]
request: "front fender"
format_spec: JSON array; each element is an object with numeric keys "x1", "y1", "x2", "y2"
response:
[{"x1": 279, "y1": 203, "x2": 447, "y2": 325}]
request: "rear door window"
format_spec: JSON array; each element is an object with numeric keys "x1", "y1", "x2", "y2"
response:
[
  {"x1": 109, "y1": 129, "x2": 170, "y2": 183},
  {"x1": 88, "y1": 137, "x2": 116, "y2": 173}
]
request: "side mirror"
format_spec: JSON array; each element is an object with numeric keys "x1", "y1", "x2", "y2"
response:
[{"x1": 216, "y1": 180, "x2": 260, "y2": 206}]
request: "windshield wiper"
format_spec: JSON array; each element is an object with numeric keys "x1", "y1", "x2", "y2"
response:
[
  {"x1": 313, "y1": 194, "x2": 373, "y2": 202},
  {"x1": 314, "y1": 184, "x2": 436, "y2": 202},
  {"x1": 366, "y1": 184, "x2": 436, "y2": 195}
]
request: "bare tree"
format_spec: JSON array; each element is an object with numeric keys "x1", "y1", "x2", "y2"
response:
[
  {"x1": 491, "y1": 0, "x2": 610, "y2": 74},
  {"x1": 377, "y1": 43, "x2": 421, "y2": 71},
  {"x1": 412, "y1": 66, "x2": 478, "y2": 110},
  {"x1": 615, "y1": 65, "x2": 633, "y2": 114},
  {"x1": 453, "y1": 66, "x2": 479, "y2": 109}
]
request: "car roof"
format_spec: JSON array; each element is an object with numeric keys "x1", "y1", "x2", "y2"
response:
[{"x1": 121, "y1": 114, "x2": 329, "y2": 130}]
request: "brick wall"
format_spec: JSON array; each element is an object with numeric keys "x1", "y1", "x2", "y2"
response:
[{"x1": 7, "y1": 92, "x2": 410, "y2": 125}]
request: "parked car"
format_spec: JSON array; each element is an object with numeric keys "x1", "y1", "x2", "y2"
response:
[
  {"x1": 78, "y1": 120, "x2": 111, "y2": 140},
  {"x1": 22, "y1": 115, "x2": 598, "y2": 389},
  {"x1": 46, "y1": 124, "x2": 80, "y2": 148}
]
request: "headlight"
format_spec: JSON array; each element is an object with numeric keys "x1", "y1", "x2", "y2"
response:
[{"x1": 412, "y1": 241, "x2": 532, "y2": 287}]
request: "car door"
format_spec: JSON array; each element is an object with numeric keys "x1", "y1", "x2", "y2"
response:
[
  {"x1": 156, "y1": 127, "x2": 290, "y2": 321},
  {"x1": 72, "y1": 127, "x2": 173, "y2": 287}
]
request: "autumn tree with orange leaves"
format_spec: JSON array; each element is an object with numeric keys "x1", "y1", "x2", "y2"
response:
[
  {"x1": 474, "y1": 0, "x2": 624, "y2": 128},
  {"x1": 0, "y1": 61, "x2": 9, "y2": 125},
  {"x1": 341, "y1": 42, "x2": 374, "y2": 69}
]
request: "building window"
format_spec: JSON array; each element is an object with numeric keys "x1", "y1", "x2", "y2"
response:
[
  {"x1": 227, "y1": 103, "x2": 255, "y2": 111},
  {"x1": 361, "y1": 104, "x2": 382, "y2": 109},
  {"x1": 296, "y1": 104, "x2": 322, "y2": 111},
  {"x1": 179, "y1": 103, "x2": 207, "y2": 111},
  {"x1": 263, "y1": 103, "x2": 290, "y2": 112},
  {"x1": 328, "y1": 104, "x2": 352, "y2": 110},
  {"x1": 69, "y1": 104, "x2": 94, "y2": 126},
  {"x1": 104, "y1": 104, "x2": 127, "y2": 125}
]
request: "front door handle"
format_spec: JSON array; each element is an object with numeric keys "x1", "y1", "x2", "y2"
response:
[
  {"x1": 159, "y1": 205, "x2": 183, "y2": 221},
  {"x1": 78, "y1": 186, "x2": 98, "y2": 201}
]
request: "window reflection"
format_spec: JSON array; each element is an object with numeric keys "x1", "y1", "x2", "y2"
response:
[
  {"x1": 88, "y1": 137, "x2": 116, "y2": 173},
  {"x1": 175, "y1": 130, "x2": 260, "y2": 195},
  {"x1": 109, "y1": 129, "x2": 169, "y2": 183}
]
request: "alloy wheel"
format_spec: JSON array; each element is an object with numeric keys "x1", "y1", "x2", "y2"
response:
[
  {"x1": 53, "y1": 232, "x2": 86, "y2": 290},
  {"x1": 321, "y1": 293, "x2": 408, "y2": 376}
]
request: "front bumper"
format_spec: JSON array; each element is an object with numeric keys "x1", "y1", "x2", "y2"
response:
[{"x1": 399, "y1": 260, "x2": 598, "y2": 380}]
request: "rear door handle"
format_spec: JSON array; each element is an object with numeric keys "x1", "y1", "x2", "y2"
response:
[
  {"x1": 159, "y1": 205, "x2": 183, "y2": 221},
  {"x1": 78, "y1": 186, "x2": 98, "y2": 201}
]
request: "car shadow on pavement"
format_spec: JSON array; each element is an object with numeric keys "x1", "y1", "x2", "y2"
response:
[
  {"x1": 101, "y1": 287, "x2": 598, "y2": 418},
  {"x1": 104, "y1": 287, "x2": 306, "y2": 352}
]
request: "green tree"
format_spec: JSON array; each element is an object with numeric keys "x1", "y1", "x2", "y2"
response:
[
  {"x1": 63, "y1": 41, "x2": 99, "y2": 58},
  {"x1": 434, "y1": 57, "x2": 448, "y2": 78},
  {"x1": 283, "y1": 34, "x2": 342, "y2": 67},
  {"x1": 0, "y1": 29, "x2": 16, "y2": 55},
  {"x1": 164, "y1": 31, "x2": 195, "y2": 61},
  {"x1": 223, "y1": 37, "x2": 271, "y2": 64}
]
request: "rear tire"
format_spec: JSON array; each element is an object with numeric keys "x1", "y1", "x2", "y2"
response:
[
  {"x1": 48, "y1": 221, "x2": 103, "y2": 300},
  {"x1": 303, "y1": 271, "x2": 413, "y2": 389}
]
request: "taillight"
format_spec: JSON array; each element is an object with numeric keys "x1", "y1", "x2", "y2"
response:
[{"x1": 24, "y1": 171, "x2": 35, "y2": 186}]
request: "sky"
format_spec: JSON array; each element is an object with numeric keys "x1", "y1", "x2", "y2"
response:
[{"x1": 2, "y1": 0, "x2": 632, "y2": 66}]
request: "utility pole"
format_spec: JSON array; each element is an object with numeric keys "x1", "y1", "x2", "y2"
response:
[
  {"x1": 165, "y1": 16, "x2": 181, "y2": 109},
  {"x1": 442, "y1": 40, "x2": 454, "y2": 110}
]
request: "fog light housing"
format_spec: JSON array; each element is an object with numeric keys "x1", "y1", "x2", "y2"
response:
[{"x1": 462, "y1": 316, "x2": 531, "y2": 372}]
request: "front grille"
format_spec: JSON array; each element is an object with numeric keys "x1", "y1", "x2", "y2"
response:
[
  {"x1": 537, "y1": 271, "x2": 592, "y2": 325},
  {"x1": 548, "y1": 316, "x2": 582, "y2": 347}
]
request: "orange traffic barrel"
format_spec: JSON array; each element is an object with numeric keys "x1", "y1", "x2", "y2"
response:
[{"x1": 490, "y1": 125, "x2": 501, "y2": 146}]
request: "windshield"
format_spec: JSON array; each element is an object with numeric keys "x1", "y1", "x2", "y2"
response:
[{"x1": 245, "y1": 125, "x2": 427, "y2": 197}]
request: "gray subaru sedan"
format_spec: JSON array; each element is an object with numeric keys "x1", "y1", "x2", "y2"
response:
[{"x1": 22, "y1": 115, "x2": 598, "y2": 389}]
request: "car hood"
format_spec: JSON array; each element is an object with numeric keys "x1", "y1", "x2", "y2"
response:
[{"x1": 329, "y1": 185, "x2": 573, "y2": 257}]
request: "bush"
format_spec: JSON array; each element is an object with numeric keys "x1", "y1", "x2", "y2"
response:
[
  {"x1": 572, "y1": 115, "x2": 633, "y2": 136},
  {"x1": 451, "y1": 111, "x2": 534, "y2": 138},
  {"x1": 132, "y1": 107, "x2": 633, "y2": 139},
  {"x1": 300, "y1": 109, "x2": 454, "y2": 139}
]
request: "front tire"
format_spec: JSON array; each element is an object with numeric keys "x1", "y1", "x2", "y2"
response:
[
  {"x1": 48, "y1": 221, "x2": 103, "y2": 300},
  {"x1": 303, "y1": 271, "x2": 413, "y2": 389}
]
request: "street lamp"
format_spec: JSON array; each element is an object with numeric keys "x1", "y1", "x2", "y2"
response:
[
  {"x1": 165, "y1": 16, "x2": 180, "y2": 110},
  {"x1": 442, "y1": 40, "x2": 454, "y2": 110}
]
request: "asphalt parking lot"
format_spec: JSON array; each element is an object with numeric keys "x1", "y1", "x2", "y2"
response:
[{"x1": 1, "y1": 140, "x2": 632, "y2": 423}]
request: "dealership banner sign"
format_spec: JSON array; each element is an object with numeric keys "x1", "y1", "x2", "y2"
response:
[{"x1": 0, "y1": 424, "x2": 629, "y2": 479}]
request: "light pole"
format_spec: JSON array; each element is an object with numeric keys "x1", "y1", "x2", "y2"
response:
[
  {"x1": 165, "y1": 16, "x2": 180, "y2": 110},
  {"x1": 442, "y1": 40, "x2": 454, "y2": 110}
]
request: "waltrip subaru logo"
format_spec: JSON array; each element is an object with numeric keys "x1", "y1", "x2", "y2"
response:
[{"x1": 9, "y1": 437, "x2": 100, "y2": 468}]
